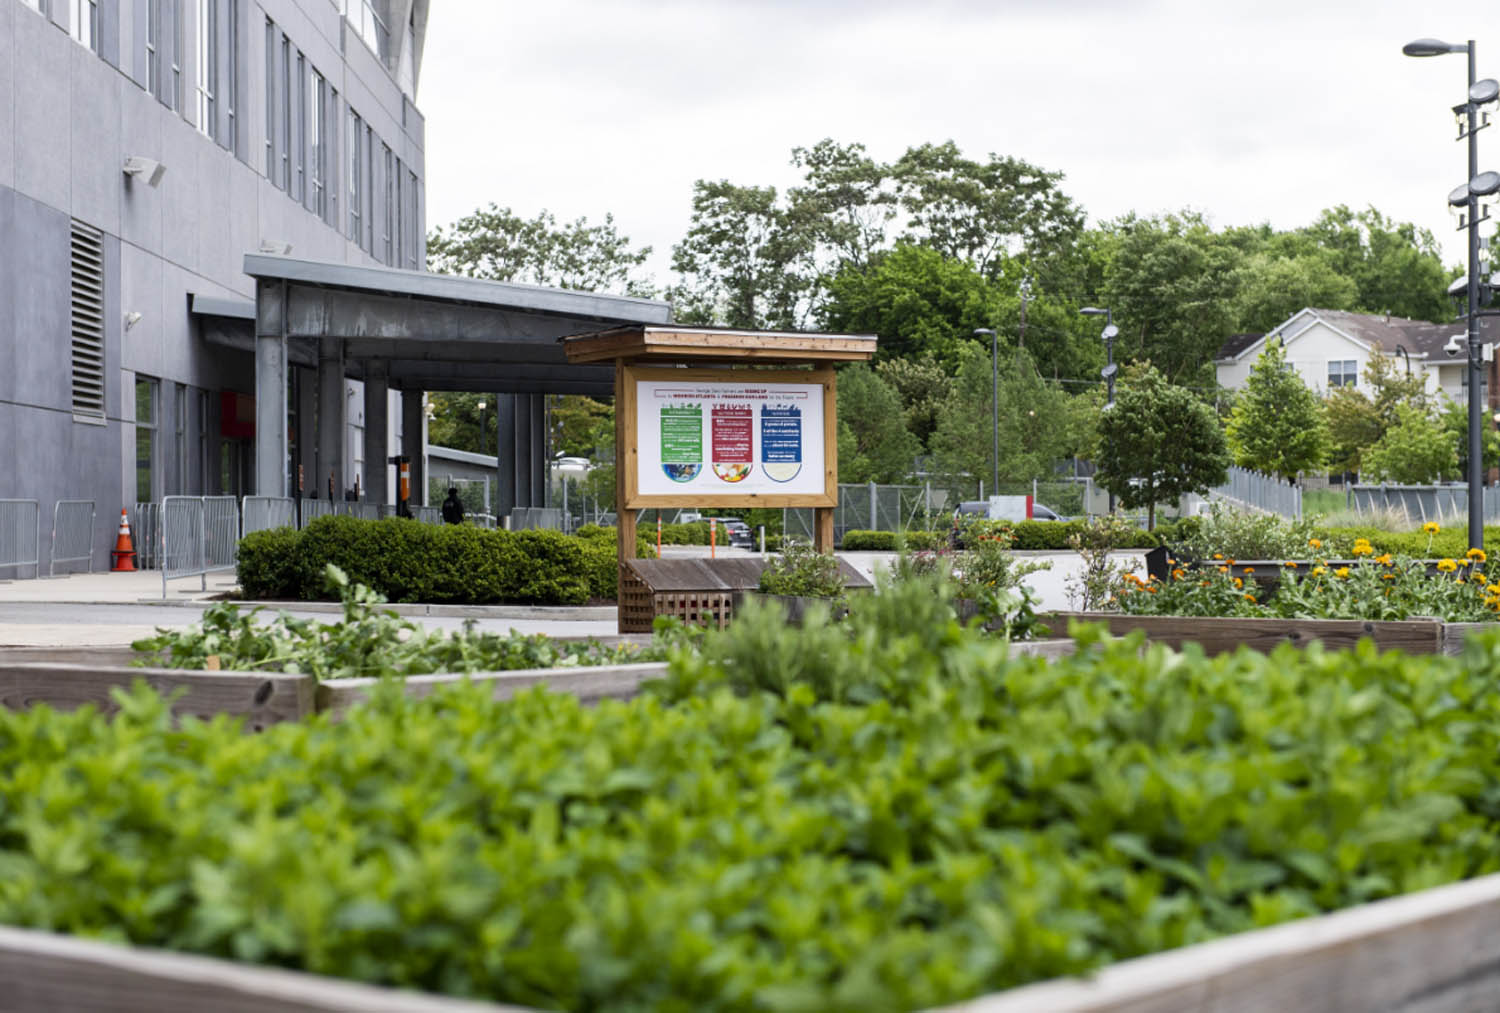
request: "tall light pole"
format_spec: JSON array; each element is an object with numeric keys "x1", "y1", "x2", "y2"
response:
[
  {"x1": 974, "y1": 328, "x2": 998, "y2": 498},
  {"x1": 1081, "y1": 307, "x2": 1119, "y2": 514},
  {"x1": 1405, "y1": 37, "x2": 1500, "y2": 552}
]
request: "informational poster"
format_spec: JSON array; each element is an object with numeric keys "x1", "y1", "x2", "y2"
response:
[{"x1": 635, "y1": 377, "x2": 827, "y2": 498}]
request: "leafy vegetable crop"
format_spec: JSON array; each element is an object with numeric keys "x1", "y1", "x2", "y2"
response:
[
  {"x1": 11, "y1": 570, "x2": 1500, "y2": 1010},
  {"x1": 133, "y1": 566, "x2": 653, "y2": 680}
]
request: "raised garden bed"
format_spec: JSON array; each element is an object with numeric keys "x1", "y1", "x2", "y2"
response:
[{"x1": 1039, "y1": 612, "x2": 1485, "y2": 656}]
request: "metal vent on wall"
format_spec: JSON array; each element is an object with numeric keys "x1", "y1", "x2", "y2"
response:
[{"x1": 70, "y1": 220, "x2": 106, "y2": 420}]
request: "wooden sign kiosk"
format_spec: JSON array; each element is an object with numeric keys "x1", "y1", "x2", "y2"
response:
[{"x1": 561, "y1": 324, "x2": 876, "y2": 609}]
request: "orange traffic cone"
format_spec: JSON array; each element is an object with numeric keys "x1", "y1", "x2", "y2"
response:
[{"x1": 111, "y1": 508, "x2": 137, "y2": 572}]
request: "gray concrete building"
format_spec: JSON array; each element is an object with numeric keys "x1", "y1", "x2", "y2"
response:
[{"x1": 1, "y1": 0, "x2": 429, "y2": 570}]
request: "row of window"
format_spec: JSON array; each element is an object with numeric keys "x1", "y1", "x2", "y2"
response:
[{"x1": 265, "y1": 16, "x2": 420, "y2": 268}]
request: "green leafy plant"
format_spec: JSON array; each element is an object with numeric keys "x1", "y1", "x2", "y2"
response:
[
  {"x1": 757, "y1": 540, "x2": 847, "y2": 599},
  {"x1": 1066, "y1": 514, "x2": 1137, "y2": 611},
  {"x1": 1180, "y1": 502, "x2": 1319, "y2": 561},
  {"x1": 20, "y1": 595, "x2": 1500, "y2": 1009},
  {"x1": 135, "y1": 565, "x2": 652, "y2": 679}
]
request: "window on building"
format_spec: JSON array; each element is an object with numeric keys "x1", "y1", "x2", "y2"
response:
[
  {"x1": 308, "y1": 69, "x2": 326, "y2": 217},
  {"x1": 327, "y1": 87, "x2": 339, "y2": 222},
  {"x1": 364, "y1": 123, "x2": 375, "y2": 252},
  {"x1": 1327, "y1": 360, "x2": 1358, "y2": 388},
  {"x1": 175, "y1": 383, "x2": 189, "y2": 493},
  {"x1": 225, "y1": 0, "x2": 238, "y2": 153},
  {"x1": 264, "y1": 18, "x2": 275, "y2": 178},
  {"x1": 394, "y1": 157, "x2": 405, "y2": 267},
  {"x1": 381, "y1": 143, "x2": 394, "y2": 264},
  {"x1": 170, "y1": 0, "x2": 182, "y2": 111},
  {"x1": 195, "y1": 0, "x2": 216, "y2": 137},
  {"x1": 136, "y1": 377, "x2": 159, "y2": 504},
  {"x1": 405, "y1": 168, "x2": 419, "y2": 268},
  {"x1": 147, "y1": 0, "x2": 162, "y2": 100},
  {"x1": 347, "y1": 108, "x2": 363, "y2": 241},
  {"x1": 280, "y1": 35, "x2": 292, "y2": 190},
  {"x1": 72, "y1": 0, "x2": 99, "y2": 51},
  {"x1": 199, "y1": 390, "x2": 212, "y2": 493},
  {"x1": 69, "y1": 220, "x2": 106, "y2": 421},
  {"x1": 294, "y1": 53, "x2": 306, "y2": 202},
  {"x1": 19, "y1": 0, "x2": 49, "y2": 15}
]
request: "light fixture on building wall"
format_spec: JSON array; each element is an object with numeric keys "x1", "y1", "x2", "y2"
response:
[
  {"x1": 122, "y1": 156, "x2": 166, "y2": 187},
  {"x1": 258, "y1": 240, "x2": 294, "y2": 254},
  {"x1": 124, "y1": 311, "x2": 142, "y2": 330}
]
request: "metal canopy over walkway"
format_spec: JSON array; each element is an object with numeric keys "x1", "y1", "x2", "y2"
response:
[{"x1": 243, "y1": 255, "x2": 671, "y2": 518}]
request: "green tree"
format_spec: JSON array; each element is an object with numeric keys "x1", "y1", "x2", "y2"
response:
[
  {"x1": 834, "y1": 365, "x2": 921, "y2": 483},
  {"x1": 1362, "y1": 403, "x2": 1457, "y2": 483},
  {"x1": 874, "y1": 355, "x2": 952, "y2": 450},
  {"x1": 551, "y1": 396, "x2": 613, "y2": 459},
  {"x1": 426, "y1": 204, "x2": 654, "y2": 295},
  {"x1": 1439, "y1": 400, "x2": 1500, "y2": 482},
  {"x1": 1230, "y1": 252, "x2": 1359, "y2": 333},
  {"x1": 1297, "y1": 205, "x2": 1455, "y2": 323},
  {"x1": 670, "y1": 180, "x2": 818, "y2": 328},
  {"x1": 787, "y1": 139, "x2": 897, "y2": 272},
  {"x1": 1323, "y1": 352, "x2": 1430, "y2": 476},
  {"x1": 930, "y1": 345, "x2": 1077, "y2": 489},
  {"x1": 1225, "y1": 342, "x2": 1329, "y2": 481},
  {"x1": 1090, "y1": 212, "x2": 1242, "y2": 384},
  {"x1": 820, "y1": 244, "x2": 1005, "y2": 368},
  {"x1": 1095, "y1": 364, "x2": 1231, "y2": 529}
]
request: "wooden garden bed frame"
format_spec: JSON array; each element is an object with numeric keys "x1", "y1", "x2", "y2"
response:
[{"x1": 1039, "y1": 612, "x2": 1487, "y2": 656}]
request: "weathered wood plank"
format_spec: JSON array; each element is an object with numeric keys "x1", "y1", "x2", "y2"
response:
[
  {"x1": 934, "y1": 871, "x2": 1500, "y2": 1013},
  {"x1": 315, "y1": 662, "x2": 669, "y2": 720},
  {"x1": 1040, "y1": 613, "x2": 1444, "y2": 656},
  {"x1": 0, "y1": 924, "x2": 527, "y2": 1012},
  {"x1": 0, "y1": 662, "x2": 317, "y2": 728},
  {"x1": 1440, "y1": 622, "x2": 1491, "y2": 656}
]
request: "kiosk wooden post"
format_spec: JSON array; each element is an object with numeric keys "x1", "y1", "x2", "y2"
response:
[{"x1": 561, "y1": 325, "x2": 875, "y2": 629}]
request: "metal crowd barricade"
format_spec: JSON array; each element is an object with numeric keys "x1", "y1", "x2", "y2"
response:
[
  {"x1": 129, "y1": 502, "x2": 162, "y2": 569},
  {"x1": 0, "y1": 499, "x2": 40, "y2": 579},
  {"x1": 50, "y1": 499, "x2": 95, "y2": 575},
  {"x1": 161, "y1": 496, "x2": 207, "y2": 596},
  {"x1": 471, "y1": 513, "x2": 497, "y2": 528},
  {"x1": 242, "y1": 495, "x2": 296, "y2": 535},
  {"x1": 510, "y1": 507, "x2": 563, "y2": 531},
  {"x1": 413, "y1": 505, "x2": 443, "y2": 525},
  {"x1": 298, "y1": 499, "x2": 336, "y2": 527},
  {"x1": 202, "y1": 496, "x2": 239, "y2": 573}
]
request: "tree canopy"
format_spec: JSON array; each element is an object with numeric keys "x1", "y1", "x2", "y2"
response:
[
  {"x1": 1225, "y1": 341, "x2": 1329, "y2": 481},
  {"x1": 1094, "y1": 364, "x2": 1231, "y2": 529}
]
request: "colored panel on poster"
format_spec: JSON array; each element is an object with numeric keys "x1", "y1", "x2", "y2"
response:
[{"x1": 760, "y1": 405, "x2": 802, "y2": 482}]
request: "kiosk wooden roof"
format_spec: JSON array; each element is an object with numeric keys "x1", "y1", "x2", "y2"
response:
[{"x1": 560, "y1": 324, "x2": 877, "y2": 365}]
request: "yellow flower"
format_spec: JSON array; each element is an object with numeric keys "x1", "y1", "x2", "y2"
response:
[
  {"x1": 1243, "y1": 566, "x2": 1255, "y2": 575},
  {"x1": 1381, "y1": 573, "x2": 1395, "y2": 581},
  {"x1": 1227, "y1": 558, "x2": 1237, "y2": 565},
  {"x1": 1352, "y1": 543, "x2": 1373, "y2": 557},
  {"x1": 1457, "y1": 577, "x2": 1467, "y2": 584},
  {"x1": 1425, "y1": 522, "x2": 1441, "y2": 535},
  {"x1": 1284, "y1": 561, "x2": 1297, "y2": 568},
  {"x1": 1468, "y1": 548, "x2": 1487, "y2": 562},
  {"x1": 1312, "y1": 566, "x2": 1327, "y2": 577},
  {"x1": 1233, "y1": 577, "x2": 1243, "y2": 588},
  {"x1": 1308, "y1": 538, "x2": 1322, "y2": 550},
  {"x1": 1213, "y1": 553, "x2": 1224, "y2": 560},
  {"x1": 1376, "y1": 553, "x2": 1393, "y2": 566},
  {"x1": 1487, "y1": 584, "x2": 1500, "y2": 595},
  {"x1": 1218, "y1": 565, "x2": 1229, "y2": 574},
  {"x1": 1243, "y1": 592, "x2": 1256, "y2": 602},
  {"x1": 1335, "y1": 567, "x2": 1351, "y2": 578},
  {"x1": 1438, "y1": 559, "x2": 1459, "y2": 573}
]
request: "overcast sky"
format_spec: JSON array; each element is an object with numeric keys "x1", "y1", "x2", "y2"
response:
[{"x1": 420, "y1": 1, "x2": 1496, "y2": 289}]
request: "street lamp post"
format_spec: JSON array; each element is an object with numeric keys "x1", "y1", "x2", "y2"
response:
[
  {"x1": 974, "y1": 328, "x2": 998, "y2": 499},
  {"x1": 1081, "y1": 307, "x2": 1119, "y2": 514},
  {"x1": 1405, "y1": 37, "x2": 1500, "y2": 552}
]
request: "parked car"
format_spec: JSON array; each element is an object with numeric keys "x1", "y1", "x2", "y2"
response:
[{"x1": 710, "y1": 517, "x2": 754, "y2": 548}]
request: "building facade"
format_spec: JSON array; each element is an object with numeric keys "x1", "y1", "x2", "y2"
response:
[{"x1": 0, "y1": 0, "x2": 428, "y2": 570}]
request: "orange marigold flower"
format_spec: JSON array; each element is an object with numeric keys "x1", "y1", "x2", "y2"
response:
[
  {"x1": 1213, "y1": 553, "x2": 1224, "y2": 560},
  {"x1": 1218, "y1": 565, "x2": 1229, "y2": 574},
  {"x1": 1243, "y1": 593, "x2": 1256, "y2": 602},
  {"x1": 1233, "y1": 577, "x2": 1243, "y2": 588},
  {"x1": 1172, "y1": 568, "x2": 1185, "y2": 580},
  {"x1": 1381, "y1": 574, "x2": 1395, "y2": 581},
  {"x1": 1284, "y1": 561, "x2": 1297, "y2": 568},
  {"x1": 1243, "y1": 566, "x2": 1254, "y2": 575},
  {"x1": 1308, "y1": 538, "x2": 1323, "y2": 549}
]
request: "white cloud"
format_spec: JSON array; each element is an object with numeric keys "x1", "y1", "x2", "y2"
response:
[{"x1": 422, "y1": 0, "x2": 1497, "y2": 286}]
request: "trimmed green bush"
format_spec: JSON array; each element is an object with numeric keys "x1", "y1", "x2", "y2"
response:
[
  {"x1": 838, "y1": 529, "x2": 947, "y2": 551},
  {"x1": 238, "y1": 517, "x2": 652, "y2": 604}
]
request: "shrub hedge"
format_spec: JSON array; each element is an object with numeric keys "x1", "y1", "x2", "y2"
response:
[
  {"x1": 838, "y1": 529, "x2": 947, "y2": 551},
  {"x1": 238, "y1": 517, "x2": 652, "y2": 604}
]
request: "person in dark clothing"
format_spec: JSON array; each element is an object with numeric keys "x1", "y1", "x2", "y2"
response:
[{"x1": 441, "y1": 487, "x2": 465, "y2": 525}]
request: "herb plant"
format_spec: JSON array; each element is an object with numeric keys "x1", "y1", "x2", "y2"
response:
[{"x1": 757, "y1": 540, "x2": 847, "y2": 599}]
